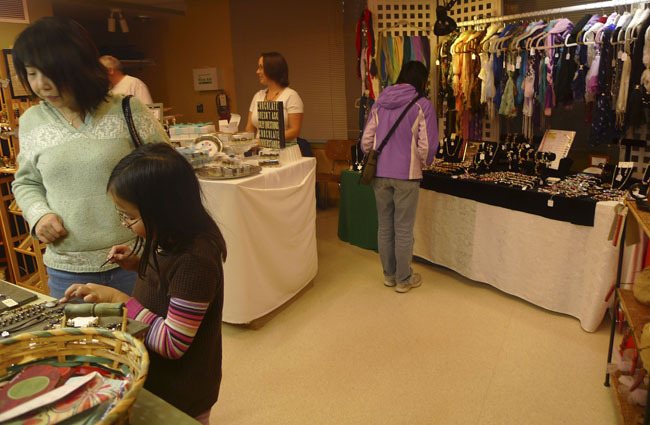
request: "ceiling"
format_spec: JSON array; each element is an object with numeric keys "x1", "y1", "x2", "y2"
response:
[{"x1": 51, "y1": 0, "x2": 187, "y2": 21}]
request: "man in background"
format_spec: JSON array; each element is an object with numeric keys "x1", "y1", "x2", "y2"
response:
[{"x1": 100, "y1": 55, "x2": 153, "y2": 104}]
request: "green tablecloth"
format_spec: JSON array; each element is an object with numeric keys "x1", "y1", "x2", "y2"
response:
[{"x1": 337, "y1": 170, "x2": 378, "y2": 251}]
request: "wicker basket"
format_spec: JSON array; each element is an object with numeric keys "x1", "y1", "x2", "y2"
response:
[{"x1": 0, "y1": 327, "x2": 149, "y2": 424}]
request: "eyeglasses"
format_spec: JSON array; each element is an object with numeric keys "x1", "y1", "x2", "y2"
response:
[{"x1": 116, "y1": 208, "x2": 141, "y2": 229}]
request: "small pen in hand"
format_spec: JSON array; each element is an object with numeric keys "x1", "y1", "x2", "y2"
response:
[{"x1": 99, "y1": 255, "x2": 114, "y2": 268}]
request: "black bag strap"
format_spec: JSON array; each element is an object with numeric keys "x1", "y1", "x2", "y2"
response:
[
  {"x1": 375, "y1": 94, "x2": 422, "y2": 155},
  {"x1": 122, "y1": 95, "x2": 143, "y2": 148}
]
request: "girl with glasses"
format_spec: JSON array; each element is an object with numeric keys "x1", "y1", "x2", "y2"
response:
[{"x1": 61, "y1": 143, "x2": 226, "y2": 424}]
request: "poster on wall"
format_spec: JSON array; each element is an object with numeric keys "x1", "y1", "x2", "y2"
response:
[
  {"x1": 192, "y1": 67, "x2": 218, "y2": 91},
  {"x1": 2, "y1": 50, "x2": 29, "y2": 99},
  {"x1": 257, "y1": 100, "x2": 285, "y2": 149}
]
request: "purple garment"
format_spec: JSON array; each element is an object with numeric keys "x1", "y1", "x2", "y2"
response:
[{"x1": 360, "y1": 84, "x2": 438, "y2": 180}]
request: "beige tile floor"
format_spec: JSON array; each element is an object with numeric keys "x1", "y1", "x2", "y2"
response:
[{"x1": 211, "y1": 208, "x2": 618, "y2": 425}]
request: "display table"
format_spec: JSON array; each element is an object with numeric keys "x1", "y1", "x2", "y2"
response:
[
  {"x1": 413, "y1": 190, "x2": 619, "y2": 332},
  {"x1": 338, "y1": 171, "x2": 621, "y2": 331},
  {"x1": 199, "y1": 158, "x2": 318, "y2": 324},
  {"x1": 7, "y1": 288, "x2": 200, "y2": 424}
]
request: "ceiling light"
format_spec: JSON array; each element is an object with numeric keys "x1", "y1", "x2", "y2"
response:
[
  {"x1": 107, "y1": 9, "x2": 116, "y2": 32},
  {"x1": 119, "y1": 12, "x2": 129, "y2": 33}
]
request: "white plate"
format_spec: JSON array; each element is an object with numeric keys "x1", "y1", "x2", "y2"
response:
[{"x1": 194, "y1": 135, "x2": 223, "y2": 158}]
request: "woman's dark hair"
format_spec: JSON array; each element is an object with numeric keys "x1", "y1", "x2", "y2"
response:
[
  {"x1": 12, "y1": 17, "x2": 109, "y2": 116},
  {"x1": 261, "y1": 52, "x2": 289, "y2": 87},
  {"x1": 107, "y1": 143, "x2": 227, "y2": 278},
  {"x1": 396, "y1": 60, "x2": 429, "y2": 96}
]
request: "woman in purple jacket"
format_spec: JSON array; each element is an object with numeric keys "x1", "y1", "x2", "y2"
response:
[{"x1": 361, "y1": 61, "x2": 438, "y2": 293}]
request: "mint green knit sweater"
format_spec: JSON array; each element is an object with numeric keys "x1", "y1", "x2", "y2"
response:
[{"x1": 12, "y1": 95, "x2": 169, "y2": 272}]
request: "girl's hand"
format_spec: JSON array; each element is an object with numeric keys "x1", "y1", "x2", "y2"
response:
[
  {"x1": 106, "y1": 245, "x2": 140, "y2": 271},
  {"x1": 60, "y1": 283, "x2": 130, "y2": 304},
  {"x1": 35, "y1": 213, "x2": 67, "y2": 243}
]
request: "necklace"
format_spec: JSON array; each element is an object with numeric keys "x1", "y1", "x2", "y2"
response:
[
  {"x1": 443, "y1": 137, "x2": 462, "y2": 159},
  {"x1": 59, "y1": 109, "x2": 81, "y2": 127},
  {"x1": 265, "y1": 89, "x2": 282, "y2": 101},
  {"x1": 612, "y1": 166, "x2": 633, "y2": 189}
]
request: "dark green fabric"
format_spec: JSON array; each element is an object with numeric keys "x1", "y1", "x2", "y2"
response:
[{"x1": 338, "y1": 171, "x2": 378, "y2": 251}]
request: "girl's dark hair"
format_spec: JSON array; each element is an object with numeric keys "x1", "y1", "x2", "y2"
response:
[
  {"x1": 261, "y1": 52, "x2": 289, "y2": 87},
  {"x1": 107, "y1": 143, "x2": 227, "y2": 278},
  {"x1": 12, "y1": 17, "x2": 109, "y2": 116},
  {"x1": 396, "y1": 60, "x2": 429, "y2": 96}
]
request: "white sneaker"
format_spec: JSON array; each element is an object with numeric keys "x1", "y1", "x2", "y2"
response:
[{"x1": 395, "y1": 273, "x2": 422, "y2": 293}]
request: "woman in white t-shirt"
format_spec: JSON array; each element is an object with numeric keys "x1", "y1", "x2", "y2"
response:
[{"x1": 245, "y1": 52, "x2": 304, "y2": 145}]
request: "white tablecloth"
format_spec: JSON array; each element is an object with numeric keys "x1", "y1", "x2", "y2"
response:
[
  {"x1": 413, "y1": 190, "x2": 620, "y2": 332},
  {"x1": 200, "y1": 158, "x2": 318, "y2": 323}
]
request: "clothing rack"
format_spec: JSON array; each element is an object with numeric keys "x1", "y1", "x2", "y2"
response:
[{"x1": 456, "y1": 0, "x2": 649, "y2": 27}]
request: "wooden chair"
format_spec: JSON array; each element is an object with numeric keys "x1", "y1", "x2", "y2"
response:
[{"x1": 316, "y1": 139, "x2": 356, "y2": 208}]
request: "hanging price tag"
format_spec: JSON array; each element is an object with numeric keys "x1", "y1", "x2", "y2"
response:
[
  {"x1": 617, "y1": 51, "x2": 623, "y2": 59},
  {"x1": 471, "y1": 53, "x2": 476, "y2": 60},
  {"x1": 616, "y1": 173, "x2": 623, "y2": 182},
  {"x1": 530, "y1": 48, "x2": 535, "y2": 56},
  {"x1": 480, "y1": 153, "x2": 486, "y2": 161},
  {"x1": 435, "y1": 59, "x2": 441, "y2": 66},
  {"x1": 554, "y1": 52, "x2": 559, "y2": 59},
  {"x1": 547, "y1": 199, "x2": 554, "y2": 208},
  {"x1": 621, "y1": 52, "x2": 628, "y2": 62},
  {"x1": 566, "y1": 52, "x2": 570, "y2": 60},
  {"x1": 544, "y1": 56, "x2": 550, "y2": 65},
  {"x1": 516, "y1": 56, "x2": 522, "y2": 69}
]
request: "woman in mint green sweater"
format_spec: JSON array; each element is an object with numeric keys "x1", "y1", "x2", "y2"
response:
[{"x1": 11, "y1": 17, "x2": 169, "y2": 298}]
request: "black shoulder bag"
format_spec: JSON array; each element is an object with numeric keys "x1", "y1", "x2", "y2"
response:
[
  {"x1": 359, "y1": 95, "x2": 422, "y2": 185},
  {"x1": 122, "y1": 95, "x2": 143, "y2": 148}
]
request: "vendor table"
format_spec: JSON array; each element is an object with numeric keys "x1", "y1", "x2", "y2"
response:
[
  {"x1": 199, "y1": 158, "x2": 318, "y2": 324},
  {"x1": 338, "y1": 171, "x2": 620, "y2": 332}
]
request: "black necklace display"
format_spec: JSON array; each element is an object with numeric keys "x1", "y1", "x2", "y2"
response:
[
  {"x1": 611, "y1": 165, "x2": 634, "y2": 190},
  {"x1": 437, "y1": 135, "x2": 464, "y2": 163}
]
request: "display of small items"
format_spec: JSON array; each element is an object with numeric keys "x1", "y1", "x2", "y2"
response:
[
  {"x1": 0, "y1": 301, "x2": 64, "y2": 337},
  {"x1": 435, "y1": 134, "x2": 464, "y2": 163},
  {"x1": 258, "y1": 148, "x2": 281, "y2": 167},
  {"x1": 175, "y1": 146, "x2": 212, "y2": 168},
  {"x1": 473, "y1": 171, "x2": 540, "y2": 191},
  {"x1": 537, "y1": 173, "x2": 626, "y2": 201},
  {"x1": 197, "y1": 159, "x2": 260, "y2": 179}
]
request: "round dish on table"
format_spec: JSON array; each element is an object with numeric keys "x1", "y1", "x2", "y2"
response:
[{"x1": 194, "y1": 135, "x2": 223, "y2": 158}]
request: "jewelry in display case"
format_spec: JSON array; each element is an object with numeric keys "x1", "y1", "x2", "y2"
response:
[{"x1": 611, "y1": 162, "x2": 634, "y2": 190}]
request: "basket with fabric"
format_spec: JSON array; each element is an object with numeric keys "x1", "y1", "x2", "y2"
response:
[{"x1": 0, "y1": 327, "x2": 149, "y2": 424}]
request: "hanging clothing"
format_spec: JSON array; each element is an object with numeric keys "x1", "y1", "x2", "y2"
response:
[{"x1": 590, "y1": 26, "x2": 617, "y2": 146}]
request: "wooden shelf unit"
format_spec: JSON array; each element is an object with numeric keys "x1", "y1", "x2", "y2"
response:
[
  {"x1": 607, "y1": 201, "x2": 650, "y2": 425},
  {"x1": 0, "y1": 48, "x2": 47, "y2": 294}
]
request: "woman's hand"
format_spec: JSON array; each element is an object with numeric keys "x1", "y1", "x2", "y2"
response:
[
  {"x1": 106, "y1": 245, "x2": 140, "y2": 271},
  {"x1": 60, "y1": 283, "x2": 130, "y2": 304},
  {"x1": 35, "y1": 213, "x2": 67, "y2": 243}
]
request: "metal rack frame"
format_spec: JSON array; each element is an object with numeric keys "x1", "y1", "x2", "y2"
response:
[{"x1": 457, "y1": 0, "x2": 649, "y2": 27}]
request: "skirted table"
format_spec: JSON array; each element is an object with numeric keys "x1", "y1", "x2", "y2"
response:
[
  {"x1": 200, "y1": 158, "x2": 318, "y2": 324},
  {"x1": 338, "y1": 171, "x2": 622, "y2": 332}
]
